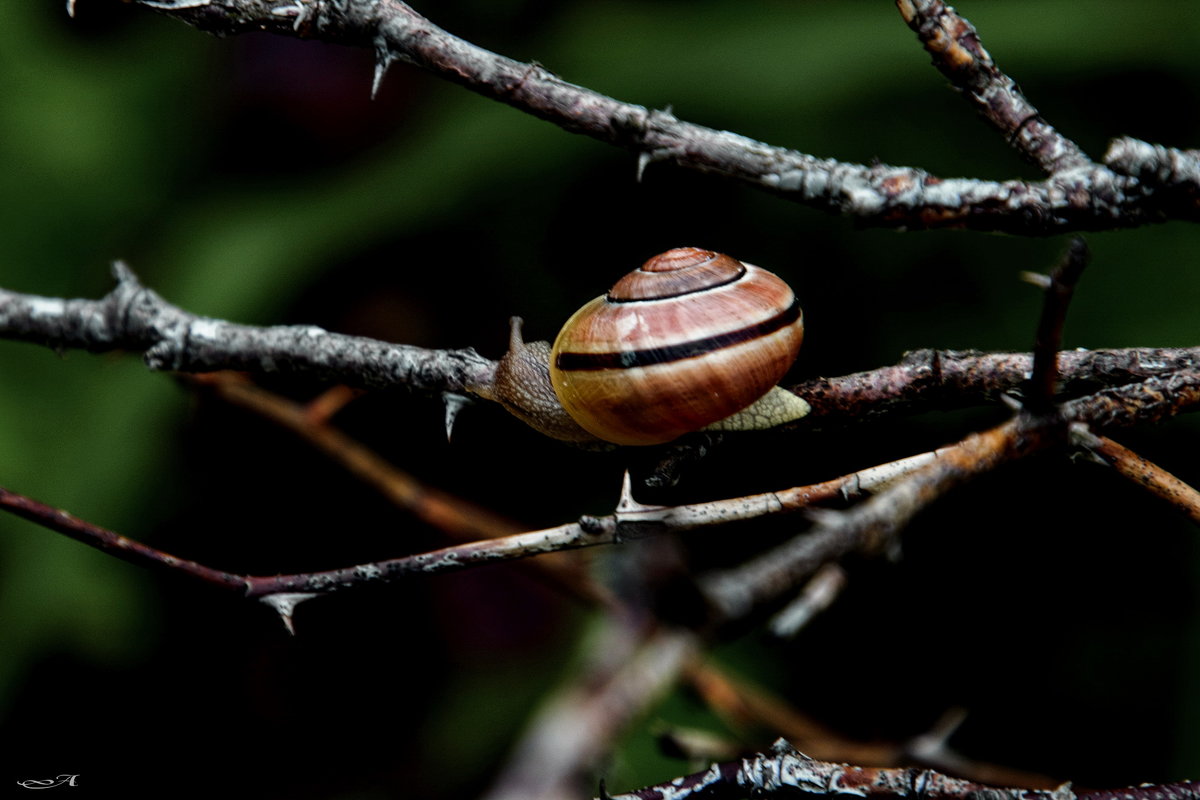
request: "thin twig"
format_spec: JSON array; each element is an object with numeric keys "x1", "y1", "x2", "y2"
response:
[
  {"x1": 702, "y1": 368, "x2": 1200, "y2": 620},
  {"x1": 0, "y1": 446, "x2": 946, "y2": 603},
  {"x1": 192, "y1": 373, "x2": 523, "y2": 541},
  {"x1": 8, "y1": 369, "x2": 1200, "y2": 617},
  {"x1": 192, "y1": 372, "x2": 618, "y2": 609},
  {"x1": 684, "y1": 664, "x2": 1061, "y2": 790},
  {"x1": 483, "y1": 622, "x2": 699, "y2": 800},
  {"x1": 1023, "y1": 236, "x2": 1090, "y2": 412},
  {"x1": 0, "y1": 486, "x2": 248, "y2": 592},
  {"x1": 1071, "y1": 424, "x2": 1200, "y2": 526},
  {"x1": 896, "y1": 0, "x2": 1091, "y2": 174}
]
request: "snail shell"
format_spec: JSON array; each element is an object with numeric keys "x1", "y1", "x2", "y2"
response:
[{"x1": 547, "y1": 247, "x2": 806, "y2": 446}]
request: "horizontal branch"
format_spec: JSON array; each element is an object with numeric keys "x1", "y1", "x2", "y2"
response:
[
  {"x1": 0, "y1": 262, "x2": 494, "y2": 395},
  {"x1": 126, "y1": 0, "x2": 1200, "y2": 234},
  {"x1": 4, "y1": 267, "x2": 1199, "y2": 429},
  {"x1": 607, "y1": 738, "x2": 1199, "y2": 800},
  {"x1": 792, "y1": 346, "x2": 1200, "y2": 424}
]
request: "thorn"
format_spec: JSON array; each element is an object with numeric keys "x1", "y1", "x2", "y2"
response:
[
  {"x1": 999, "y1": 393, "x2": 1023, "y2": 412},
  {"x1": 110, "y1": 260, "x2": 139, "y2": 287},
  {"x1": 636, "y1": 151, "x2": 652, "y2": 183},
  {"x1": 372, "y1": 48, "x2": 395, "y2": 100},
  {"x1": 905, "y1": 706, "x2": 968, "y2": 761},
  {"x1": 443, "y1": 392, "x2": 470, "y2": 443},
  {"x1": 259, "y1": 592, "x2": 318, "y2": 635},
  {"x1": 616, "y1": 469, "x2": 651, "y2": 512},
  {"x1": 770, "y1": 738, "x2": 805, "y2": 758},
  {"x1": 66, "y1": 0, "x2": 76, "y2": 18},
  {"x1": 1051, "y1": 783, "x2": 1075, "y2": 800}
]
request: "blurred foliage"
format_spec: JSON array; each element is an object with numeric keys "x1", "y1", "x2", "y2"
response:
[{"x1": 2, "y1": 0, "x2": 1200, "y2": 797}]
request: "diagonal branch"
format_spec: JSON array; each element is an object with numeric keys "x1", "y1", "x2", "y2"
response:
[
  {"x1": 897, "y1": 0, "x2": 1091, "y2": 174},
  {"x1": 701, "y1": 368, "x2": 1200, "y2": 620},
  {"x1": 124, "y1": 0, "x2": 1198, "y2": 234}
]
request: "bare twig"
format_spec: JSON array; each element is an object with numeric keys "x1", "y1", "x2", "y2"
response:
[
  {"x1": 1023, "y1": 236, "x2": 1090, "y2": 412},
  {"x1": 8, "y1": 367, "x2": 1200, "y2": 624},
  {"x1": 767, "y1": 563, "x2": 847, "y2": 639},
  {"x1": 791, "y1": 346, "x2": 1200, "y2": 425},
  {"x1": 605, "y1": 738, "x2": 1198, "y2": 800},
  {"x1": 121, "y1": 0, "x2": 1199, "y2": 234},
  {"x1": 0, "y1": 447, "x2": 948, "y2": 606},
  {"x1": 702, "y1": 368, "x2": 1200, "y2": 620},
  {"x1": 4, "y1": 268, "x2": 1200, "y2": 431},
  {"x1": 0, "y1": 262, "x2": 495, "y2": 395},
  {"x1": 192, "y1": 373, "x2": 523, "y2": 541},
  {"x1": 483, "y1": 622, "x2": 699, "y2": 800},
  {"x1": 192, "y1": 372, "x2": 617, "y2": 608},
  {"x1": 1071, "y1": 424, "x2": 1200, "y2": 526},
  {"x1": 685, "y1": 664, "x2": 1060, "y2": 790},
  {"x1": 896, "y1": 0, "x2": 1090, "y2": 173},
  {"x1": 0, "y1": 486, "x2": 247, "y2": 592}
]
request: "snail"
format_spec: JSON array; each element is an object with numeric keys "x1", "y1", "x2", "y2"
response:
[{"x1": 476, "y1": 247, "x2": 809, "y2": 446}]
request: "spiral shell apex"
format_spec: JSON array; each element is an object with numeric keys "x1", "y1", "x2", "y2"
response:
[{"x1": 548, "y1": 247, "x2": 805, "y2": 445}]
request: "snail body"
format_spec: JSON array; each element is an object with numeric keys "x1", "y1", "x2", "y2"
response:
[{"x1": 486, "y1": 247, "x2": 808, "y2": 446}]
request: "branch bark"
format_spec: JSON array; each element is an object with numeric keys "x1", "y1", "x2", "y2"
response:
[
  {"x1": 606, "y1": 739, "x2": 1200, "y2": 800},
  {"x1": 4, "y1": 267, "x2": 1200, "y2": 430},
  {"x1": 121, "y1": 0, "x2": 1200, "y2": 234}
]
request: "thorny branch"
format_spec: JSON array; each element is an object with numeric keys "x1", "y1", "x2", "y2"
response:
[
  {"x1": 4, "y1": 266, "x2": 1200, "y2": 431},
  {"x1": 115, "y1": 0, "x2": 1200, "y2": 234},
  {"x1": 605, "y1": 739, "x2": 1200, "y2": 800}
]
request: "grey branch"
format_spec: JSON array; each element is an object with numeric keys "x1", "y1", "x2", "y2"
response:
[
  {"x1": 607, "y1": 738, "x2": 1200, "y2": 800},
  {"x1": 5, "y1": 268, "x2": 1200, "y2": 425},
  {"x1": 0, "y1": 262, "x2": 494, "y2": 395},
  {"x1": 126, "y1": 0, "x2": 1200, "y2": 235}
]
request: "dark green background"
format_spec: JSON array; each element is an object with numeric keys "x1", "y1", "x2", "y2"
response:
[{"x1": 2, "y1": 1, "x2": 1199, "y2": 797}]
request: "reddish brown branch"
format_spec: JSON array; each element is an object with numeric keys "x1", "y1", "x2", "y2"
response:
[
  {"x1": 1072, "y1": 425, "x2": 1200, "y2": 526},
  {"x1": 0, "y1": 487, "x2": 247, "y2": 593}
]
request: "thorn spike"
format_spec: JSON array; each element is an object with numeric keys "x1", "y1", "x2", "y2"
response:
[
  {"x1": 372, "y1": 50, "x2": 394, "y2": 99},
  {"x1": 443, "y1": 392, "x2": 469, "y2": 443},
  {"x1": 259, "y1": 592, "x2": 318, "y2": 635}
]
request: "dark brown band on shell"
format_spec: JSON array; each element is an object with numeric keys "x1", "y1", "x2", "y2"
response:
[
  {"x1": 607, "y1": 248, "x2": 745, "y2": 302},
  {"x1": 556, "y1": 297, "x2": 801, "y2": 371}
]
